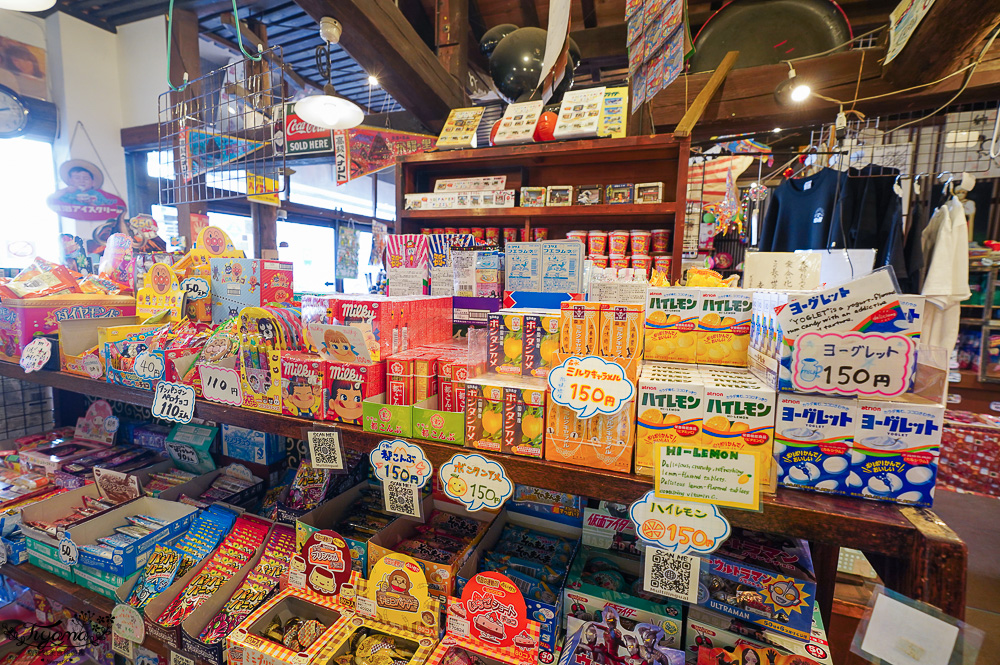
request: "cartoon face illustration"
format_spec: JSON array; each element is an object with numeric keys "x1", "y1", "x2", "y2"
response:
[
  {"x1": 767, "y1": 580, "x2": 802, "y2": 608},
  {"x1": 149, "y1": 264, "x2": 173, "y2": 295},
  {"x1": 201, "y1": 335, "x2": 231, "y2": 362},
  {"x1": 329, "y1": 379, "x2": 363, "y2": 422},
  {"x1": 285, "y1": 378, "x2": 319, "y2": 414},
  {"x1": 232, "y1": 262, "x2": 244, "y2": 281},
  {"x1": 387, "y1": 571, "x2": 411, "y2": 594},
  {"x1": 203, "y1": 227, "x2": 226, "y2": 255},
  {"x1": 321, "y1": 330, "x2": 357, "y2": 363},
  {"x1": 257, "y1": 319, "x2": 277, "y2": 344}
]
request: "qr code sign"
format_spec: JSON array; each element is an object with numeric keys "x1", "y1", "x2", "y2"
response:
[
  {"x1": 308, "y1": 430, "x2": 344, "y2": 470},
  {"x1": 643, "y1": 546, "x2": 700, "y2": 603},
  {"x1": 383, "y1": 479, "x2": 422, "y2": 518}
]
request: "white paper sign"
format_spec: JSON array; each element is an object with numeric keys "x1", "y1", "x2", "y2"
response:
[
  {"x1": 382, "y1": 479, "x2": 422, "y2": 518},
  {"x1": 112, "y1": 603, "x2": 146, "y2": 643},
  {"x1": 19, "y1": 337, "x2": 51, "y2": 373},
  {"x1": 308, "y1": 430, "x2": 344, "y2": 470},
  {"x1": 134, "y1": 351, "x2": 165, "y2": 379},
  {"x1": 548, "y1": 355, "x2": 635, "y2": 419},
  {"x1": 369, "y1": 439, "x2": 432, "y2": 487},
  {"x1": 440, "y1": 453, "x2": 513, "y2": 511},
  {"x1": 83, "y1": 356, "x2": 104, "y2": 379},
  {"x1": 744, "y1": 252, "x2": 821, "y2": 290},
  {"x1": 356, "y1": 595, "x2": 377, "y2": 618},
  {"x1": 152, "y1": 381, "x2": 196, "y2": 424},
  {"x1": 58, "y1": 535, "x2": 78, "y2": 565},
  {"x1": 629, "y1": 491, "x2": 730, "y2": 555},
  {"x1": 791, "y1": 331, "x2": 916, "y2": 397},
  {"x1": 447, "y1": 614, "x2": 471, "y2": 638},
  {"x1": 493, "y1": 100, "x2": 544, "y2": 145},
  {"x1": 642, "y1": 547, "x2": 701, "y2": 603},
  {"x1": 656, "y1": 446, "x2": 760, "y2": 510},
  {"x1": 180, "y1": 277, "x2": 209, "y2": 301},
  {"x1": 859, "y1": 591, "x2": 958, "y2": 665},
  {"x1": 199, "y1": 364, "x2": 243, "y2": 405}
]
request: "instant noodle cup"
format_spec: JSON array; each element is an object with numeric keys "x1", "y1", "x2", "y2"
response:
[
  {"x1": 459, "y1": 227, "x2": 473, "y2": 235},
  {"x1": 471, "y1": 227, "x2": 486, "y2": 241},
  {"x1": 567, "y1": 230, "x2": 588, "y2": 244},
  {"x1": 520, "y1": 228, "x2": 530, "y2": 241},
  {"x1": 631, "y1": 254, "x2": 652, "y2": 274},
  {"x1": 503, "y1": 227, "x2": 519, "y2": 244},
  {"x1": 609, "y1": 230, "x2": 630, "y2": 257},
  {"x1": 588, "y1": 230, "x2": 608, "y2": 255},
  {"x1": 485, "y1": 227, "x2": 500, "y2": 244},
  {"x1": 610, "y1": 256, "x2": 629, "y2": 269},
  {"x1": 590, "y1": 254, "x2": 609, "y2": 268},
  {"x1": 444, "y1": 227, "x2": 459, "y2": 234},
  {"x1": 630, "y1": 229, "x2": 651, "y2": 255},
  {"x1": 651, "y1": 228, "x2": 669, "y2": 253},
  {"x1": 421, "y1": 228, "x2": 432, "y2": 234},
  {"x1": 532, "y1": 227, "x2": 549, "y2": 241}
]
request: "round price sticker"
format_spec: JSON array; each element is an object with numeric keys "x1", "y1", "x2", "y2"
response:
[
  {"x1": 180, "y1": 277, "x2": 209, "y2": 301},
  {"x1": 440, "y1": 453, "x2": 513, "y2": 511},
  {"x1": 369, "y1": 439, "x2": 432, "y2": 487},
  {"x1": 548, "y1": 355, "x2": 634, "y2": 419},
  {"x1": 629, "y1": 491, "x2": 730, "y2": 556}
]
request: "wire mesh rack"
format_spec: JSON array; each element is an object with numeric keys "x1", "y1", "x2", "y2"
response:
[
  {"x1": 158, "y1": 47, "x2": 287, "y2": 206},
  {"x1": 0, "y1": 378, "x2": 53, "y2": 440}
]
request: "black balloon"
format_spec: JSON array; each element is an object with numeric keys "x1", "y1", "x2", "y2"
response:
[
  {"x1": 489, "y1": 26, "x2": 576, "y2": 105},
  {"x1": 480, "y1": 24, "x2": 518, "y2": 59},
  {"x1": 568, "y1": 37, "x2": 581, "y2": 68}
]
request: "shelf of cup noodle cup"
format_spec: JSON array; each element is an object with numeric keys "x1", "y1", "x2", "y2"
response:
[{"x1": 569, "y1": 228, "x2": 672, "y2": 275}]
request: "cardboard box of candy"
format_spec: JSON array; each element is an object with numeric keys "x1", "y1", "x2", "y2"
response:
[
  {"x1": 210, "y1": 258, "x2": 294, "y2": 325},
  {"x1": 65, "y1": 496, "x2": 199, "y2": 576},
  {"x1": 697, "y1": 528, "x2": 816, "y2": 643}
]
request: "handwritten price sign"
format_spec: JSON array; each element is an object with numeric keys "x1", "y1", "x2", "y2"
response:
[
  {"x1": 19, "y1": 337, "x2": 51, "y2": 373},
  {"x1": 629, "y1": 491, "x2": 730, "y2": 555},
  {"x1": 134, "y1": 351, "x2": 165, "y2": 379},
  {"x1": 548, "y1": 355, "x2": 634, "y2": 419},
  {"x1": 791, "y1": 331, "x2": 915, "y2": 397},
  {"x1": 152, "y1": 381, "x2": 196, "y2": 424},
  {"x1": 180, "y1": 277, "x2": 209, "y2": 301},
  {"x1": 58, "y1": 534, "x2": 78, "y2": 565},
  {"x1": 199, "y1": 364, "x2": 242, "y2": 405},
  {"x1": 440, "y1": 453, "x2": 513, "y2": 511},
  {"x1": 369, "y1": 439, "x2": 432, "y2": 487}
]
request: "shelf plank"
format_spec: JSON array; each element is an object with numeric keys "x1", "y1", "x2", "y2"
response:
[
  {"x1": 0, "y1": 362, "x2": 936, "y2": 557},
  {"x1": 399, "y1": 203, "x2": 677, "y2": 221},
  {"x1": 0, "y1": 563, "x2": 114, "y2": 615}
]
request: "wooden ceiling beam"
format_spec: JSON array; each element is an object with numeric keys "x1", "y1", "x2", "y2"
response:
[
  {"x1": 201, "y1": 29, "x2": 322, "y2": 93},
  {"x1": 882, "y1": 2, "x2": 1000, "y2": 87},
  {"x1": 580, "y1": 0, "x2": 597, "y2": 29},
  {"x1": 571, "y1": 24, "x2": 627, "y2": 60},
  {"x1": 649, "y1": 47, "x2": 1000, "y2": 137},
  {"x1": 518, "y1": 0, "x2": 539, "y2": 28},
  {"x1": 292, "y1": 0, "x2": 468, "y2": 131}
]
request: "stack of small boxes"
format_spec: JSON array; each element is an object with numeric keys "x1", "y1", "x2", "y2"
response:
[{"x1": 385, "y1": 343, "x2": 470, "y2": 411}]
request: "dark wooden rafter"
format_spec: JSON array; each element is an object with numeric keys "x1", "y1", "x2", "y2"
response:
[
  {"x1": 580, "y1": 0, "x2": 597, "y2": 29},
  {"x1": 881, "y1": 1, "x2": 1000, "y2": 87},
  {"x1": 518, "y1": 0, "x2": 540, "y2": 28},
  {"x1": 167, "y1": 7, "x2": 206, "y2": 241},
  {"x1": 436, "y1": 0, "x2": 469, "y2": 87},
  {"x1": 292, "y1": 0, "x2": 468, "y2": 132}
]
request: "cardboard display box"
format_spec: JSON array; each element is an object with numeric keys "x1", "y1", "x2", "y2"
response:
[
  {"x1": 58, "y1": 316, "x2": 139, "y2": 377},
  {"x1": 295, "y1": 481, "x2": 393, "y2": 573},
  {"x1": 65, "y1": 496, "x2": 199, "y2": 576}
]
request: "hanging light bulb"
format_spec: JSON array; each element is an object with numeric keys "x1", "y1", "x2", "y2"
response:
[
  {"x1": 295, "y1": 83, "x2": 364, "y2": 130},
  {"x1": 774, "y1": 66, "x2": 811, "y2": 105},
  {"x1": 0, "y1": 0, "x2": 56, "y2": 10}
]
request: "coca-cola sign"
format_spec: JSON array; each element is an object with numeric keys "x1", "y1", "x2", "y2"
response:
[{"x1": 285, "y1": 103, "x2": 333, "y2": 155}]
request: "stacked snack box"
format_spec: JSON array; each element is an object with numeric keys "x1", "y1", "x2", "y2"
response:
[{"x1": 209, "y1": 258, "x2": 294, "y2": 325}]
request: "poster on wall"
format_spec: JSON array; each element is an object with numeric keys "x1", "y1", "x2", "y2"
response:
[
  {"x1": 333, "y1": 126, "x2": 437, "y2": 185},
  {"x1": 284, "y1": 103, "x2": 334, "y2": 155},
  {"x1": 0, "y1": 36, "x2": 46, "y2": 101},
  {"x1": 46, "y1": 159, "x2": 127, "y2": 221}
]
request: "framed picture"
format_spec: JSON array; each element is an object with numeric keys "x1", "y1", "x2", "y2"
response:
[
  {"x1": 575, "y1": 184, "x2": 603, "y2": 205},
  {"x1": 520, "y1": 187, "x2": 547, "y2": 207},
  {"x1": 605, "y1": 183, "x2": 634, "y2": 205},
  {"x1": 547, "y1": 185, "x2": 573, "y2": 206},
  {"x1": 635, "y1": 182, "x2": 664, "y2": 203}
]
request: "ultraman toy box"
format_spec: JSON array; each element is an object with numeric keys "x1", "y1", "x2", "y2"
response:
[
  {"x1": 697, "y1": 529, "x2": 816, "y2": 643},
  {"x1": 557, "y1": 605, "x2": 685, "y2": 665}
]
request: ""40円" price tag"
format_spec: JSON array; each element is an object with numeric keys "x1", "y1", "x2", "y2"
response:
[{"x1": 152, "y1": 381, "x2": 196, "y2": 424}]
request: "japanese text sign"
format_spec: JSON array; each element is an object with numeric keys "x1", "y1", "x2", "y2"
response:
[
  {"x1": 369, "y1": 439, "x2": 432, "y2": 487},
  {"x1": 792, "y1": 331, "x2": 916, "y2": 397},
  {"x1": 199, "y1": 364, "x2": 243, "y2": 405},
  {"x1": 629, "y1": 491, "x2": 730, "y2": 555},
  {"x1": 548, "y1": 355, "x2": 634, "y2": 419},
  {"x1": 152, "y1": 381, "x2": 196, "y2": 424},
  {"x1": 440, "y1": 453, "x2": 513, "y2": 511}
]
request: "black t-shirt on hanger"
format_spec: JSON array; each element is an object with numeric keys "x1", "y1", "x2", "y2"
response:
[{"x1": 758, "y1": 168, "x2": 847, "y2": 252}]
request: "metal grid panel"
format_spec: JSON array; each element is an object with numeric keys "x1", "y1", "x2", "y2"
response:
[
  {"x1": 0, "y1": 378, "x2": 54, "y2": 440},
  {"x1": 158, "y1": 47, "x2": 287, "y2": 205}
]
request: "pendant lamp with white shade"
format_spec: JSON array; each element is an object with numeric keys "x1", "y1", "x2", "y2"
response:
[{"x1": 299, "y1": 17, "x2": 364, "y2": 131}]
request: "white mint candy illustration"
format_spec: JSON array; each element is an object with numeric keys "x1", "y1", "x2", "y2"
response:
[
  {"x1": 847, "y1": 472, "x2": 862, "y2": 488},
  {"x1": 816, "y1": 479, "x2": 839, "y2": 491},
  {"x1": 897, "y1": 491, "x2": 923, "y2": 503},
  {"x1": 906, "y1": 466, "x2": 934, "y2": 485},
  {"x1": 823, "y1": 456, "x2": 848, "y2": 474}
]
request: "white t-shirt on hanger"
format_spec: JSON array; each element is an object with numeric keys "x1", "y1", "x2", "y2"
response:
[{"x1": 921, "y1": 196, "x2": 971, "y2": 352}]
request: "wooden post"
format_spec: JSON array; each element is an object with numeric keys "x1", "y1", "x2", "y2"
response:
[
  {"x1": 167, "y1": 9, "x2": 206, "y2": 245},
  {"x1": 246, "y1": 19, "x2": 279, "y2": 257},
  {"x1": 436, "y1": 0, "x2": 469, "y2": 87},
  {"x1": 672, "y1": 50, "x2": 738, "y2": 139}
]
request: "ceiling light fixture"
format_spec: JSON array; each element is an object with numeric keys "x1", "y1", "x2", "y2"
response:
[
  {"x1": 367, "y1": 75, "x2": 379, "y2": 87},
  {"x1": 774, "y1": 66, "x2": 811, "y2": 105},
  {"x1": 296, "y1": 19, "x2": 364, "y2": 131}
]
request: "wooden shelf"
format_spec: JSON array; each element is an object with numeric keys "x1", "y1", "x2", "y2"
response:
[
  {"x1": 400, "y1": 203, "x2": 677, "y2": 221},
  {"x1": 0, "y1": 361, "x2": 969, "y2": 620},
  {"x1": 1, "y1": 563, "x2": 114, "y2": 615}
]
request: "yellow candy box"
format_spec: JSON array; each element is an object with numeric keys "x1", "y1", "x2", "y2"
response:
[
  {"x1": 644, "y1": 287, "x2": 700, "y2": 364},
  {"x1": 697, "y1": 289, "x2": 752, "y2": 367},
  {"x1": 635, "y1": 372, "x2": 704, "y2": 477}
]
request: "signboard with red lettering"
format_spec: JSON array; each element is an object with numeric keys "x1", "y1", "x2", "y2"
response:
[
  {"x1": 285, "y1": 103, "x2": 334, "y2": 155},
  {"x1": 457, "y1": 572, "x2": 533, "y2": 651},
  {"x1": 303, "y1": 530, "x2": 352, "y2": 596}
]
